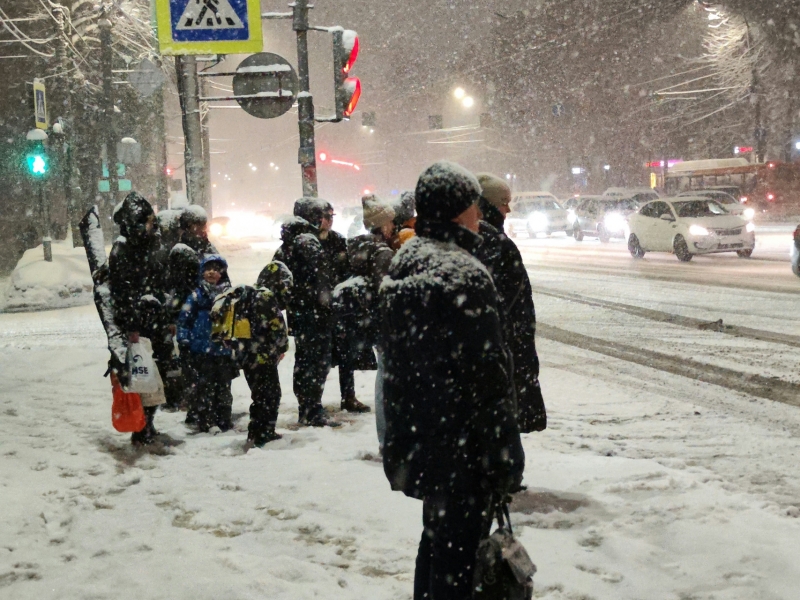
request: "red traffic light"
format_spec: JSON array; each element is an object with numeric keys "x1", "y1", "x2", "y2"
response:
[
  {"x1": 319, "y1": 152, "x2": 328, "y2": 162},
  {"x1": 342, "y1": 31, "x2": 359, "y2": 74},
  {"x1": 343, "y1": 78, "x2": 361, "y2": 118}
]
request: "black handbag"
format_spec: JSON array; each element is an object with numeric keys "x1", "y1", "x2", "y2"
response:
[{"x1": 473, "y1": 503, "x2": 536, "y2": 600}]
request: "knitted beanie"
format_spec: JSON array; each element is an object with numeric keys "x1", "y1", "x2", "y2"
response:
[
  {"x1": 415, "y1": 161, "x2": 481, "y2": 222},
  {"x1": 476, "y1": 173, "x2": 512, "y2": 208},
  {"x1": 362, "y1": 194, "x2": 396, "y2": 230}
]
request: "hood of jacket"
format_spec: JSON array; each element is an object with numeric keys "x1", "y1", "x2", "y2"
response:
[
  {"x1": 197, "y1": 253, "x2": 230, "y2": 285},
  {"x1": 293, "y1": 197, "x2": 326, "y2": 228},
  {"x1": 113, "y1": 192, "x2": 157, "y2": 244},
  {"x1": 280, "y1": 216, "x2": 318, "y2": 243}
]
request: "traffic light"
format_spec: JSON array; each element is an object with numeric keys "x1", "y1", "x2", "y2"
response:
[
  {"x1": 333, "y1": 29, "x2": 361, "y2": 120},
  {"x1": 26, "y1": 143, "x2": 49, "y2": 178}
]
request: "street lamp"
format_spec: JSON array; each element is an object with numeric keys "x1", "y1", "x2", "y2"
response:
[
  {"x1": 454, "y1": 87, "x2": 466, "y2": 100},
  {"x1": 462, "y1": 96, "x2": 475, "y2": 109}
]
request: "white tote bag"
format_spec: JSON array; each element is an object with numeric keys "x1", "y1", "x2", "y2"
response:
[{"x1": 126, "y1": 337, "x2": 159, "y2": 394}]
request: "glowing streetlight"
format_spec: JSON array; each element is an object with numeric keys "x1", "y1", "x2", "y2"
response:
[
  {"x1": 462, "y1": 96, "x2": 475, "y2": 109},
  {"x1": 454, "y1": 87, "x2": 466, "y2": 100}
]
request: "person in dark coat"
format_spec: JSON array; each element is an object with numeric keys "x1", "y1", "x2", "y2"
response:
[
  {"x1": 273, "y1": 199, "x2": 338, "y2": 427},
  {"x1": 179, "y1": 205, "x2": 218, "y2": 257},
  {"x1": 391, "y1": 190, "x2": 417, "y2": 248},
  {"x1": 319, "y1": 201, "x2": 370, "y2": 413},
  {"x1": 475, "y1": 173, "x2": 547, "y2": 433},
  {"x1": 177, "y1": 255, "x2": 237, "y2": 433},
  {"x1": 345, "y1": 195, "x2": 396, "y2": 442},
  {"x1": 379, "y1": 162, "x2": 525, "y2": 600},
  {"x1": 109, "y1": 192, "x2": 169, "y2": 445}
]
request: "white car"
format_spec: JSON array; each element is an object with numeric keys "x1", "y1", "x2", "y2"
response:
[
  {"x1": 677, "y1": 190, "x2": 755, "y2": 220},
  {"x1": 505, "y1": 192, "x2": 570, "y2": 237},
  {"x1": 627, "y1": 197, "x2": 755, "y2": 262},
  {"x1": 603, "y1": 187, "x2": 660, "y2": 204}
]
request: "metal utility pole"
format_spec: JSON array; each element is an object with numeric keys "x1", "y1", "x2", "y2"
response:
[
  {"x1": 176, "y1": 55, "x2": 208, "y2": 210},
  {"x1": 99, "y1": 14, "x2": 120, "y2": 208},
  {"x1": 293, "y1": 0, "x2": 318, "y2": 197},
  {"x1": 200, "y1": 78, "x2": 213, "y2": 216},
  {"x1": 154, "y1": 82, "x2": 170, "y2": 209}
]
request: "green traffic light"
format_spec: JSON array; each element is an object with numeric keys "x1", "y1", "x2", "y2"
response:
[{"x1": 26, "y1": 153, "x2": 48, "y2": 176}]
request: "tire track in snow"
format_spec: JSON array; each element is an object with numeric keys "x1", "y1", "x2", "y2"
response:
[
  {"x1": 534, "y1": 286, "x2": 800, "y2": 349},
  {"x1": 537, "y1": 323, "x2": 800, "y2": 408}
]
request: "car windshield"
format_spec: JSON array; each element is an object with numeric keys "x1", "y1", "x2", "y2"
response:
[
  {"x1": 531, "y1": 199, "x2": 561, "y2": 210},
  {"x1": 674, "y1": 200, "x2": 728, "y2": 217}
]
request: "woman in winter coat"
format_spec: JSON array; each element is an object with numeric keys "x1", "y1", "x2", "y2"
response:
[
  {"x1": 346, "y1": 194, "x2": 396, "y2": 447},
  {"x1": 177, "y1": 254, "x2": 238, "y2": 432},
  {"x1": 475, "y1": 173, "x2": 547, "y2": 433}
]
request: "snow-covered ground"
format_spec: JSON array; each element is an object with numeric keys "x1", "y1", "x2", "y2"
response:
[{"x1": 2, "y1": 243, "x2": 799, "y2": 600}]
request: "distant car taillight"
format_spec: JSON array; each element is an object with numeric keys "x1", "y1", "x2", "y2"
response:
[
  {"x1": 740, "y1": 196, "x2": 748, "y2": 204},
  {"x1": 767, "y1": 192, "x2": 776, "y2": 202}
]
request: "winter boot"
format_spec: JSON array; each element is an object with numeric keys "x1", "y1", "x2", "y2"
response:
[
  {"x1": 298, "y1": 402, "x2": 341, "y2": 428},
  {"x1": 341, "y1": 395, "x2": 371, "y2": 413}
]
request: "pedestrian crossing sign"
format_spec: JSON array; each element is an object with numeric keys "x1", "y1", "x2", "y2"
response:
[{"x1": 156, "y1": 0, "x2": 263, "y2": 55}]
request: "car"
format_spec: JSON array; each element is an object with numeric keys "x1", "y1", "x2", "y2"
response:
[
  {"x1": 208, "y1": 216, "x2": 230, "y2": 237},
  {"x1": 792, "y1": 224, "x2": 800, "y2": 277},
  {"x1": 573, "y1": 197, "x2": 638, "y2": 243},
  {"x1": 505, "y1": 192, "x2": 570, "y2": 237},
  {"x1": 603, "y1": 187, "x2": 660, "y2": 204},
  {"x1": 561, "y1": 196, "x2": 582, "y2": 211},
  {"x1": 627, "y1": 197, "x2": 756, "y2": 262},
  {"x1": 701, "y1": 185, "x2": 745, "y2": 202},
  {"x1": 677, "y1": 189, "x2": 755, "y2": 220}
]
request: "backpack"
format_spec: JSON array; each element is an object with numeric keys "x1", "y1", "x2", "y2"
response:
[
  {"x1": 473, "y1": 503, "x2": 536, "y2": 600},
  {"x1": 331, "y1": 276, "x2": 378, "y2": 370},
  {"x1": 211, "y1": 285, "x2": 288, "y2": 362}
]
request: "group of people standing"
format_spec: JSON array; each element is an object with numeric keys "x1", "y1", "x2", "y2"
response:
[{"x1": 105, "y1": 158, "x2": 546, "y2": 599}]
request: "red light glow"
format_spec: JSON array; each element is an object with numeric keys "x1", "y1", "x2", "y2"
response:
[
  {"x1": 344, "y1": 35, "x2": 360, "y2": 74},
  {"x1": 319, "y1": 152, "x2": 327, "y2": 162},
  {"x1": 767, "y1": 193, "x2": 775, "y2": 201},
  {"x1": 363, "y1": 189, "x2": 371, "y2": 195},
  {"x1": 343, "y1": 78, "x2": 362, "y2": 118}
]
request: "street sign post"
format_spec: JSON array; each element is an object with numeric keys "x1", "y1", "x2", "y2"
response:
[
  {"x1": 128, "y1": 58, "x2": 166, "y2": 98},
  {"x1": 33, "y1": 79, "x2": 48, "y2": 130},
  {"x1": 156, "y1": 0, "x2": 263, "y2": 55}
]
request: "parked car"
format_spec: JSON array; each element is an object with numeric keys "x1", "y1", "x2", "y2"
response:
[
  {"x1": 505, "y1": 192, "x2": 570, "y2": 237},
  {"x1": 573, "y1": 197, "x2": 638, "y2": 243},
  {"x1": 677, "y1": 189, "x2": 755, "y2": 220},
  {"x1": 792, "y1": 224, "x2": 800, "y2": 277},
  {"x1": 627, "y1": 197, "x2": 755, "y2": 262},
  {"x1": 603, "y1": 187, "x2": 660, "y2": 205}
]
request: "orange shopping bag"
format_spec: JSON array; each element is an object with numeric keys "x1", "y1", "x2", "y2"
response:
[{"x1": 110, "y1": 373, "x2": 146, "y2": 433}]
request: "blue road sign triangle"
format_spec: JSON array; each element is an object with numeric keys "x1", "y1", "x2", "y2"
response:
[{"x1": 170, "y1": 0, "x2": 250, "y2": 42}]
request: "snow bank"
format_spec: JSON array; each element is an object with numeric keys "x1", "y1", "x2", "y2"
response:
[{"x1": 2, "y1": 240, "x2": 93, "y2": 313}]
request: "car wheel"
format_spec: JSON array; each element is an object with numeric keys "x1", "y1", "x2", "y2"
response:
[
  {"x1": 598, "y1": 225, "x2": 610, "y2": 244},
  {"x1": 573, "y1": 225, "x2": 584, "y2": 242},
  {"x1": 628, "y1": 234, "x2": 645, "y2": 259},
  {"x1": 737, "y1": 249, "x2": 753, "y2": 258},
  {"x1": 674, "y1": 235, "x2": 693, "y2": 262}
]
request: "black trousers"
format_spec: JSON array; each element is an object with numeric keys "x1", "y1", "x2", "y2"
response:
[
  {"x1": 413, "y1": 493, "x2": 492, "y2": 600},
  {"x1": 338, "y1": 366, "x2": 355, "y2": 399},
  {"x1": 292, "y1": 328, "x2": 332, "y2": 419},
  {"x1": 243, "y1": 360, "x2": 282, "y2": 443},
  {"x1": 191, "y1": 354, "x2": 235, "y2": 432}
]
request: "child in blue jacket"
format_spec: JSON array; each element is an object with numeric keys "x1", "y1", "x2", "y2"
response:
[{"x1": 177, "y1": 255, "x2": 238, "y2": 432}]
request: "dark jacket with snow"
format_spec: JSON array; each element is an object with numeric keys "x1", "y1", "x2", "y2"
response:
[
  {"x1": 272, "y1": 217, "x2": 333, "y2": 333},
  {"x1": 379, "y1": 220, "x2": 525, "y2": 499},
  {"x1": 166, "y1": 243, "x2": 200, "y2": 322},
  {"x1": 177, "y1": 255, "x2": 233, "y2": 357},
  {"x1": 180, "y1": 230, "x2": 218, "y2": 257},
  {"x1": 320, "y1": 230, "x2": 350, "y2": 286},
  {"x1": 108, "y1": 194, "x2": 168, "y2": 334},
  {"x1": 477, "y1": 198, "x2": 545, "y2": 432}
]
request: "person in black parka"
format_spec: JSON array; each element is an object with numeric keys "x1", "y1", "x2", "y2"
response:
[
  {"x1": 109, "y1": 192, "x2": 169, "y2": 445},
  {"x1": 379, "y1": 162, "x2": 525, "y2": 600},
  {"x1": 179, "y1": 205, "x2": 218, "y2": 257},
  {"x1": 475, "y1": 173, "x2": 547, "y2": 433},
  {"x1": 273, "y1": 199, "x2": 338, "y2": 427},
  {"x1": 319, "y1": 201, "x2": 371, "y2": 413}
]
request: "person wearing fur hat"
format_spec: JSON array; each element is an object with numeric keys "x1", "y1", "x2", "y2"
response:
[
  {"x1": 272, "y1": 199, "x2": 339, "y2": 427},
  {"x1": 109, "y1": 192, "x2": 169, "y2": 445},
  {"x1": 379, "y1": 162, "x2": 525, "y2": 600},
  {"x1": 475, "y1": 173, "x2": 547, "y2": 433}
]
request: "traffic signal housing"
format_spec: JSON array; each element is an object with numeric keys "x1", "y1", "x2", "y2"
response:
[
  {"x1": 25, "y1": 130, "x2": 49, "y2": 178},
  {"x1": 333, "y1": 29, "x2": 361, "y2": 121}
]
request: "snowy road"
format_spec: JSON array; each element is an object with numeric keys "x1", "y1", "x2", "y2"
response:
[{"x1": 2, "y1": 240, "x2": 800, "y2": 599}]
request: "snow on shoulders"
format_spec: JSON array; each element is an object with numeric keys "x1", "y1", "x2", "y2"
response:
[
  {"x1": 2, "y1": 240, "x2": 93, "y2": 313},
  {"x1": 184, "y1": 204, "x2": 208, "y2": 220},
  {"x1": 333, "y1": 275, "x2": 367, "y2": 298}
]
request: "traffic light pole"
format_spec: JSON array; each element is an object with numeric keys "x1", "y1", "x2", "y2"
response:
[
  {"x1": 293, "y1": 0, "x2": 318, "y2": 198},
  {"x1": 38, "y1": 181, "x2": 53, "y2": 262},
  {"x1": 99, "y1": 15, "x2": 120, "y2": 205}
]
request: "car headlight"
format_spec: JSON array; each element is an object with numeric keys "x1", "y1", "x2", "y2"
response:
[
  {"x1": 743, "y1": 208, "x2": 755, "y2": 220},
  {"x1": 604, "y1": 213, "x2": 626, "y2": 230},
  {"x1": 745, "y1": 222, "x2": 756, "y2": 233},
  {"x1": 209, "y1": 222, "x2": 224, "y2": 237},
  {"x1": 567, "y1": 210, "x2": 577, "y2": 225},
  {"x1": 528, "y1": 212, "x2": 549, "y2": 231},
  {"x1": 689, "y1": 224, "x2": 710, "y2": 236}
]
